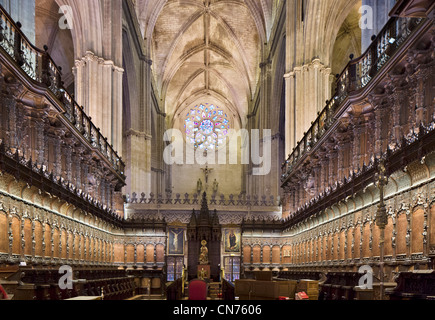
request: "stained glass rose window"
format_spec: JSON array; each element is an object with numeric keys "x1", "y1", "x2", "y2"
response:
[{"x1": 184, "y1": 103, "x2": 230, "y2": 151}]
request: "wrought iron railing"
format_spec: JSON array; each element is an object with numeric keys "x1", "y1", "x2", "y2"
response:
[
  {"x1": 281, "y1": 16, "x2": 424, "y2": 182},
  {"x1": 0, "y1": 5, "x2": 125, "y2": 179}
]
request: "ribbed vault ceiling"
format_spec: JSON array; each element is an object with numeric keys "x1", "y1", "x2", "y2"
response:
[{"x1": 136, "y1": 0, "x2": 277, "y2": 122}]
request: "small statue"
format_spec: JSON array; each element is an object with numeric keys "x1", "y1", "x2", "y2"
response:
[
  {"x1": 213, "y1": 179, "x2": 219, "y2": 193},
  {"x1": 199, "y1": 240, "x2": 209, "y2": 265},
  {"x1": 197, "y1": 179, "x2": 203, "y2": 193},
  {"x1": 406, "y1": 229, "x2": 411, "y2": 247},
  {"x1": 423, "y1": 221, "x2": 428, "y2": 244},
  {"x1": 199, "y1": 268, "x2": 207, "y2": 280}
]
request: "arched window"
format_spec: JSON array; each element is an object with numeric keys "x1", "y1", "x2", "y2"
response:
[{"x1": 184, "y1": 103, "x2": 230, "y2": 151}]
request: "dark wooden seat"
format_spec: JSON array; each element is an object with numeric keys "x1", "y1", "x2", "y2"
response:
[
  {"x1": 386, "y1": 271, "x2": 435, "y2": 300},
  {"x1": 319, "y1": 272, "x2": 372, "y2": 300},
  {"x1": 1, "y1": 266, "x2": 137, "y2": 300}
]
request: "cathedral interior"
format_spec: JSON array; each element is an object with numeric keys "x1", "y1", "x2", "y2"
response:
[{"x1": 0, "y1": 0, "x2": 434, "y2": 302}]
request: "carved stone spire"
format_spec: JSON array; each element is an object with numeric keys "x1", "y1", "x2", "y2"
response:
[{"x1": 199, "y1": 192, "x2": 210, "y2": 225}]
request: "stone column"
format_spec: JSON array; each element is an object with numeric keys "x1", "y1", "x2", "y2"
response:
[
  {"x1": 284, "y1": 72, "x2": 296, "y2": 155},
  {"x1": 291, "y1": 60, "x2": 332, "y2": 144},
  {"x1": 73, "y1": 52, "x2": 124, "y2": 155}
]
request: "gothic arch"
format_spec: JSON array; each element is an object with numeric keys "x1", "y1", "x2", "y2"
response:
[
  {"x1": 329, "y1": 1, "x2": 363, "y2": 76},
  {"x1": 324, "y1": 0, "x2": 362, "y2": 66},
  {"x1": 55, "y1": 0, "x2": 104, "y2": 60}
]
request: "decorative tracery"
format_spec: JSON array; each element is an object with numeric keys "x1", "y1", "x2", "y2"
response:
[{"x1": 184, "y1": 103, "x2": 230, "y2": 151}]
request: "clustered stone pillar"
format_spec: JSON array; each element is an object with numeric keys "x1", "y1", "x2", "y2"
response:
[
  {"x1": 74, "y1": 52, "x2": 124, "y2": 155},
  {"x1": 286, "y1": 60, "x2": 333, "y2": 148}
]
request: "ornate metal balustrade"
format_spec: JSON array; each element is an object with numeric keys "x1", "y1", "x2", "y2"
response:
[
  {"x1": 281, "y1": 16, "x2": 424, "y2": 182},
  {"x1": 0, "y1": 5, "x2": 125, "y2": 179}
]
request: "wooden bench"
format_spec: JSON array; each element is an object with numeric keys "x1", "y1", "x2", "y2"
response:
[
  {"x1": 166, "y1": 278, "x2": 183, "y2": 300},
  {"x1": 222, "y1": 279, "x2": 235, "y2": 300},
  {"x1": 1, "y1": 266, "x2": 136, "y2": 300},
  {"x1": 277, "y1": 271, "x2": 324, "y2": 300},
  {"x1": 319, "y1": 272, "x2": 374, "y2": 300},
  {"x1": 386, "y1": 271, "x2": 435, "y2": 300},
  {"x1": 235, "y1": 279, "x2": 299, "y2": 300},
  {"x1": 277, "y1": 271, "x2": 325, "y2": 282}
]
